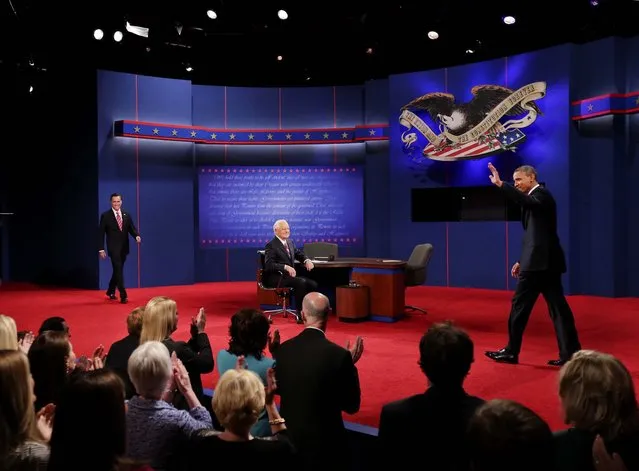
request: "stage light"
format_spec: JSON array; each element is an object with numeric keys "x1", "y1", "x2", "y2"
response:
[
  {"x1": 428, "y1": 31, "x2": 439, "y2": 40},
  {"x1": 29, "y1": 86, "x2": 33, "y2": 93},
  {"x1": 113, "y1": 31, "x2": 123, "y2": 42},
  {"x1": 278, "y1": 10, "x2": 288, "y2": 20},
  {"x1": 186, "y1": 66, "x2": 193, "y2": 72},
  {"x1": 207, "y1": 10, "x2": 217, "y2": 19},
  {"x1": 277, "y1": 55, "x2": 283, "y2": 61},
  {"x1": 94, "y1": 29, "x2": 104, "y2": 40},
  {"x1": 503, "y1": 16, "x2": 516, "y2": 25}
]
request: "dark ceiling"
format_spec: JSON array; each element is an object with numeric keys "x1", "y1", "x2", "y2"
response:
[{"x1": 2, "y1": 0, "x2": 636, "y2": 88}]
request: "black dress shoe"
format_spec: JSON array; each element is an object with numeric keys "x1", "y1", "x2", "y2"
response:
[
  {"x1": 120, "y1": 298, "x2": 128, "y2": 304},
  {"x1": 547, "y1": 359, "x2": 568, "y2": 367},
  {"x1": 106, "y1": 292, "x2": 116, "y2": 300},
  {"x1": 485, "y1": 350, "x2": 519, "y2": 364}
]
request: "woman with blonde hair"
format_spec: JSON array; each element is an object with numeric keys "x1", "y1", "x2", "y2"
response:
[
  {"x1": 0, "y1": 349, "x2": 52, "y2": 470},
  {"x1": 187, "y1": 364, "x2": 294, "y2": 469},
  {"x1": 554, "y1": 350, "x2": 639, "y2": 470},
  {"x1": 139, "y1": 296, "x2": 213, "y2": 409}
]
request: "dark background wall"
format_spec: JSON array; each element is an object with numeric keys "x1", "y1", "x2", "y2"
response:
[{"x1": 2, "y1": 37, "x2": 637, "y2": 297}]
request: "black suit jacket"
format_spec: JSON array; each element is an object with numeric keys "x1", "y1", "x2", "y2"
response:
[
  {"x1": 500, "y1": 183, "x2": 566, "y2": 273},
  {"x1": 273, "y1": 328, "x2": 360, "y2": 460},
  {"x1": 104, "y1": 334, "x2": 140, "y2": 399},
  {"x1": 98, "y1": 209, "x2": 140, "y2": 257},
  {"x1": 379, "y1": 386, "x2": 485, "y2": 471},
  {"x1": 263, "y1": 237, "x2": 309, "y2": 286}
]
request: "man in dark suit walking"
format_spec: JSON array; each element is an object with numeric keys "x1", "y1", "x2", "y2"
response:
[
  {"x1": 485, "y1": 163, "x2": 581, "y2": 366},
  {"x1": 264, "y1": 219, "x2": 319, "y2": 316},
  {"x1": 273, "y1": 292, "x2": 364, "y2": 471},
  {"x1": 98, "y1": 193, "x2": 141, "y2": 304}
]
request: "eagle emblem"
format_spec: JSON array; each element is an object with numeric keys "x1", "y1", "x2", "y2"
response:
[{"x1": 398, "y1": 81, "x2": 547, "y2": 162}]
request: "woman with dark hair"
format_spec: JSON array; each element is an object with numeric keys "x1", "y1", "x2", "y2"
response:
[
  {"x1": 28, "y1": 331, "x2": 75, "y2": 411},
  {"x1": 216, "y1": 309, "x2": 277, "y2": 437},
  {"x1": 47, "y1": 369, "x2": 151, "y2": 471}
]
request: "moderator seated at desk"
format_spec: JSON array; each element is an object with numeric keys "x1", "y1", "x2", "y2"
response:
[{"x1": 309, "y1": 257, "x2": 406, "y2": 322}]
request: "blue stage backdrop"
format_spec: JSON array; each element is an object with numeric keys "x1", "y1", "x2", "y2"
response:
[
  {"x1": 387, "y1": 45, "x2": 571, "y2": 291},
  {"x1": 198, "y1": 166, "x2": 364, "y2": 249}
]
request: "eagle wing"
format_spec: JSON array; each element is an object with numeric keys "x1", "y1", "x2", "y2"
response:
[
  {"x1": 401, "y1": 92, "x2": 455, "y2": 122},
  {"x1": 469, "y1": 85, "x2": 542, "y2": 117}
]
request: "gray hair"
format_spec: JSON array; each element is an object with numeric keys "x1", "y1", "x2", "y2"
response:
[
  {"x1": 128, "y1": 341, "x2": 172, "y2": 398},
  {"x1": 273, "y1": 219, "x2": 288, "y2": 232}
]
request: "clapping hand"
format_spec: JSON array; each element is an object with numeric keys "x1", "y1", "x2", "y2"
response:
[
  {"x1": 18, "y1": 331, "x2": 35, "y2": 354},
  {"x1": 36, "y1": 403, "x2": 55, "y2": 442},
  {"x1": 268, "y1": 329, "x2": 281, "y2": 355},
  {"x1": 346, "y1": 336, "x2": 364, "y2": 364}
]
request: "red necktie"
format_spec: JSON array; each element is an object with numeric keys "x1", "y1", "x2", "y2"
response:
[
  {"x1": 284, "y1": 242, "x2": 291, "y2": 258},
  {"x1": 116, "y1": 212, "x2": 123, "y2": 231}
]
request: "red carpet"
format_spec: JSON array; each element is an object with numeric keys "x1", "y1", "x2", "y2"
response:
[{"x1": 3, "y1": 282, "x2": 639, "y2": 431}]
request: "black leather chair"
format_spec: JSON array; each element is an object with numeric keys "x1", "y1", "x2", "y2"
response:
[
  {"x1": 404, "y1": 243, "x2": 434, "y2": 314},
  {"x1": 256, "y1": 250, "x2": 302, "y2": 323},
  {"x1": 303, "y1": 242, "x2": 339, "y2": 260}
]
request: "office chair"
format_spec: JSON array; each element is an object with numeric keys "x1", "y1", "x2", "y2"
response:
[
  {"x1": 404, "y1": 243, "x2": 434, "y2": 314},
  {"x1": 256, "y1": 250, "x2": 302, "y2": 323}
]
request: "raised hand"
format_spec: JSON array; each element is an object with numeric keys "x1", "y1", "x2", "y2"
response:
[
  {"x1": 265, "y1": 367, "x2": 277, "y2": 405},
  {"x1": 593, "y1": 435, "x2": 628, "y2": 471},
  {"x1": 268, "y1": 329, "x2": 281, "y2": 355},
  {"x1": 345, "y1": 336, "x2": 364, "y2": 364},
  {"x1": 488, "y1": 162, "x2": 503, "y2": 187},
  {"x1": 19, "y1": 331, "x2": 34, "y2": 354},
  {"x1": 36, "y1": 403, "x2": 55, "y2": 442}
]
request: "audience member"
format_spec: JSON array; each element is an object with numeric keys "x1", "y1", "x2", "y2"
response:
[
  {"x1": 273, "y1": 292, "x2": 363, "y2": 471},
  {"x1": 36, "y1": 317, "x2": 69, "y2": 337},
  {"x1": 106, "y1": 306, "x2": 144, "y2": 399},
  {"x1": 126, "y1": 341, "x2": 212, "y2": 471},
  {"x1": 466, "y1": 399, "x2": 555, "y2": 471},
  {"x1": 188, "y1": 365, "x2": 294, "y2": 469},
  {"x1": 0, "y1": 349, "x2": 51, "y2": 471},
  {"x1": 554, "y1": 350, "x2": 639, "y2": 471},
  {"x1": 217, "y1": 308, "x2": 279, "y2": 437},
  {"x1": 378, "y1": 321, "x2": 484, "y2": 470},
  {"x1": 139, "y1": 296, "x2": 213, "y2": 410},
  {"x1": 47, "y1": 369, "x2": 150, "y2": 471}
]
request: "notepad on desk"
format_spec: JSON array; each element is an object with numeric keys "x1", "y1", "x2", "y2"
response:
[{"x1": 312, "y1": 259, "x2": 329, "y2": 263}]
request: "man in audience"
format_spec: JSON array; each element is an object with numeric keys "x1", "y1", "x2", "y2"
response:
[
  {"x1": 273, "y1": 292, "x2": 363, "y2": 471},
  {"x1": 264, "y1": 219, "x2": 318, "y2": 319},
  {"x1": 378, "y1": 321, "x2": 484, "y2": 470},
  {"x1": 466, "y1": 399, "x2": 554, "y2": 471},
  {"x1": 485, "y1": 163, "x2": 581, "y2": 366},
  {"x1": 105, "y1": 306, "x2": 144, "y2": 399}
]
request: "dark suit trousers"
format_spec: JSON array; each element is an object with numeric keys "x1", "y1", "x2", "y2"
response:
[
  {"x1": 507, "y1": 270, "x2": 581, "y2": 360},
  {"x1": 280, "y1": 266, "x2": 318, "y2": 309},
  {"x1": 108, "y1": 252, "x2": 128, "y2": 297}
]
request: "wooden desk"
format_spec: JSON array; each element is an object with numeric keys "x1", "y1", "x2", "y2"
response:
[
  {"x1": 336, "y1": 285, "x2": 369, "y2": 321},
  {"x1": 311, "y1": 258, "x2": 406, "y2": 322}
]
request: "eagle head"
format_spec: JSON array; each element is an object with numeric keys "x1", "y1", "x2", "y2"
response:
[{"x1": 437, "y1": 110, "x2": 466, "y2": 131}]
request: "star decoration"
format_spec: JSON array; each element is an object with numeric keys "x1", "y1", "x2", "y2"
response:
[
  {"x1": 587, "y1": 104, "x2": 594, "y2": 112},
  {"x1": 152, "y1": 128, "x2": 159, "y2": 135},
  {"x1": 211, "y1": 133, "x2": 217, "y2": 139},
  {"x1": 369, "y1": 129, "x2": 376, "y2": 135},
  {"x1": 133, "y1": 126, "x2": 141, "y2": 133},
  {"x1": 171, "y1": 129, "x2": 178, "y2": 136},
  {"x1": 229, "y1": 133, "x2": 236, "y2": 140},
  {"x1": 341, "y1": 132, "x2": 349, "y2": 139},
  {"x1": 323, "y1": 133, "x2": 329, "y2": 139},
  {"x1": 267, "y1": 133, "x2": 273, "y2": 140},
  {"x1": 285, "y1": 133, "x2": 292, "y2": 140},
  {"x1": 304, "y1": 133, "x2": 311, "y2": 139},
  {"x1": 248, "y1": 133, "x2": 255, "y2": 140},
  {"x1": 190, "y1": 131, "x2": 197, "y2": 137}
]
